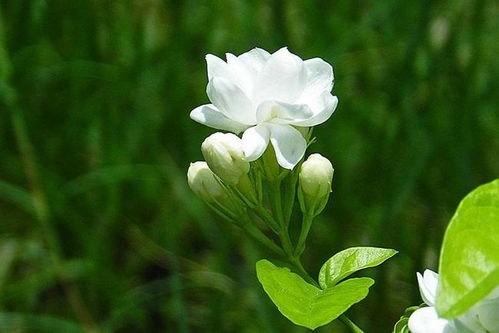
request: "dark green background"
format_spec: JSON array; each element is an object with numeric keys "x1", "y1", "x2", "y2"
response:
[{"x1": 1, "y1": 0, "x2": 498, "y2": 332}]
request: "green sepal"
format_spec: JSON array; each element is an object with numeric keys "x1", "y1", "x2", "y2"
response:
[{"x1": 392, "y1": 305, "x2": 423, "y2": 333}]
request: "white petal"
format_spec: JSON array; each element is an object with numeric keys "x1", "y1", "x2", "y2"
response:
[
  {"x1": 293, "y1": 94, "x2": 338, "y2": 127},
  {"x1": 207, "y1": 77, "x2": 256, "y2": 125},
  {"x1": 417, "y1": 270, "x2": 439, "y2": 306},
  {"x1": 485, "y1": 286, "x2": 499, "y2": 301},
  {"x1": 206, "y1": 54, "x2": 232, "y2": 81},
  {"x1": 408, "y1": 307, "x2": 456, "y2": 333},
  {"x1": 226, "y1": 53, "x2": 254, "y2": 96},
  {"x1": 190, "y1": 104, "x2": 248, "y2": 133},
  {"x1": 256, "y1": 100, "x2": 313, "y2": 124},
  {"x1": 253, "y1": 47, "x2": 306, "y2": 104},
  {"x1": 206, "y1": 54, "x2": 249, "y2": 94},
  {"x1": 238, "y1": 48, "x2": 271, "y2": 74},
  {"x1": 303, "y1": 57, "x2": 334, "y2": 94},
  {"x1": 241, "y1": 124, "x2": 270, "y2": 161},
  {"x1": 268, "y1": 124, "x2": 306, "y2": 170},
  {"x1": 477, "y1": 299, "x2": 499, "y2": 332},
  {"x1": 457, "y1": 310, "x2": 487, "y2": 333}
]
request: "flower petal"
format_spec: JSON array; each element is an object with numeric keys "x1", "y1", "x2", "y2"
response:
[
  {"x1": 241, "y1": 124, "x2": 270, "y2": 161},
  {"x1": 207, "y1": 77, "x2": 256, "y2": 125},
  {"x1": 417, "y1": 270, "x2": 439, "y2": 306},
  {"x1": 476, "y1": 298, "x2": 499, "y2": 332},
  {"x1": 190, "y1": 104, "x2": 248, "y2": 133},
  {"x1": 268, "y1": 124, "x2": 306, "y2": 169},
  {"x1": 408, "y1": 307, "x2": 456, "y2": 333},
  {"x1": 206, "y1": 54, "x2": 232, "y2": 81},
  {"x1": 294, "y1": 93, "x2": 338, "y2": 127},
  {"x1": 253, "y1": 47, "x2": 306, "y2": 104},
  {"x1": 256, "y1": 100, "x2": 313, "y2": 124},
  {"x1": 303, "y1": 57, "x2": 334, "y2": 94},
  {"x1": 238, "y1": 48, "x2": 270, "y2": 74},
  {"x1": 226, "y1": 53, "x2": 254, "y2": 96},
  {"x1": 457, "y1": 310, "x2": 487, "y2": 333}
]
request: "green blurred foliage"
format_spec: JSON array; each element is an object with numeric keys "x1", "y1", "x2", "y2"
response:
[{"x1": 0, "y1": 0, "x2": 498, "y2": 332}]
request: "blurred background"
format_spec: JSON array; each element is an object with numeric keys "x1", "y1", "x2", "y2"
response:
[{"x1": 1, "y1": 0, "x2": 498, "y2": 332}]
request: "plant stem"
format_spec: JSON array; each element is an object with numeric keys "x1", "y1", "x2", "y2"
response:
[
  {"x1": 271, "y1": 180, "x2": 285, "y2": 226},
  {"x1": 253, "y1": 205, "x2": 280, "y2": 233},
  {"x1": 294, "y1": 214, "x2": 314, "y2": 257},
  {"x1": 289, "y1": 255, "x2": 318, "y2": 287},
  {"x1": 339, "y1": 314, "x2": 364, "y2": 333},
  {"x1": 242, "y1": 221, "x2": 284, "y2": 256},
  {"x1": 281, "y1": 171, "x2": 297, "y2": 225}
]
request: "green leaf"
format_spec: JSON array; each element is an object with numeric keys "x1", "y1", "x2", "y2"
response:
[
  {"x1": 256, "y1": 259, "x2": 374, "y2": 330},
  {"x1": 318, "y1": 247, "x2": 398, "y2": 289},
  {"x1": 436, "y1": 179, "x2": 499, "y2": 318}
]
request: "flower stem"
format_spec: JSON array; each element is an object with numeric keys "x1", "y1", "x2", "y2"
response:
[
  {"x1": 339, "y1": 314, "x2": 364, "y2": 333},
  {"x1": 294, "y1": 214, "x2": 314, "y2": 257},
  {"x1": 242, "y1": 220, "x2": 284, "y2": 256},
  {"x1": 253, "y1": 205, "x2": 280, "y2": 233},
  {"x1": 271, "y1": 180, "x2": 285, "y2": 226}
]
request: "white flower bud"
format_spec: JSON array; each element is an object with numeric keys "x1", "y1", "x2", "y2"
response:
[
  {"x1": 187, "y1": 161, "x2": 226, "y2": 202},
  {"x1": 201, "y1": 132, "x2": 250, "y2": 186},
  {"x1": 300, "y1": 154, "x2": 333, "y2": 197},
  {"x1": 298, "y1": 153, "x2": 334, "y2": 216}
]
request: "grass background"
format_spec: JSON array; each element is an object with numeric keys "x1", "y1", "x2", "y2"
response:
[{"x1": 1, "y1": 0, "x2": 498, "y2": 332}]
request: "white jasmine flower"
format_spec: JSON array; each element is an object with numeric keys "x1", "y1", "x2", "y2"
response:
[
  {"x1": 190, "y1": 47, "x2": 338, "y2": 169},
  {"x1": 408, "y1": 270, "x2": 499, "y2": 333}
]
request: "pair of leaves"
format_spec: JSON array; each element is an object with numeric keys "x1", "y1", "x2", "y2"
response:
[
  {"x1": 256, "y1": 247, "x2": 397, "y2": 330},
  {"x1": 436, "y1": 179, "x2": 499, "y2": 318}
]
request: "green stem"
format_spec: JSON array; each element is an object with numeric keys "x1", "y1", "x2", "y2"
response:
[
  {"x1": 294, "y1": 214, "x2": 315, "y2": 257},
  {"x1": 278, "y1": 232, "x2": 295, "y2": 260},
  {"x1": 209, "y1": 203, "x2": 283, "y2": 256},
  {"x1": 339, "y1": 314, "x2": 364, "y2": 333},
  {"x1": 289, "y1": 256, "x2": 318, "y2": 287},
  {"x1": 270, "y1": 179, "x2": 296, "y2": 259},
  {"x1": 253, "y1": 205, "x2": 280, "y2": 233},
  {"x1": 282, "y1": 172, "x2": 297, "y2": 226},
  {"x1": 242, "y1": 221, "x2": 284, "y2": 256},
  {"x1": 271, "y1": 180, "x2": 285, "y2": 226}
]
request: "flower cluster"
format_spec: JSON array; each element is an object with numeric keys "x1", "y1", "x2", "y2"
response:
[
  {"x1": 409, "y1": 270, "x2": 499, "y2": 333},
  {"x1": 186, "y1": 46, "x2": 498, "y2": 333},
  {"x1": 187, "y1": 47, "x2": 336, "y2": 261}
]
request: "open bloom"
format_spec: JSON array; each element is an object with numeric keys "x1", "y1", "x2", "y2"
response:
[
  {"x1": 190, "y1": 47, "x2": 338, "y2": 169},
  {"x1": 408, "y1": 270, "x2": 499, "y2": 333}
]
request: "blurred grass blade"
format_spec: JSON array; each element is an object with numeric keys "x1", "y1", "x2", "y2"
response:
[
  {"x1": 0, "y1": 180, "x2": 34, "y2": 214},
  {"x1": 0, "y1": 313, "x2": 85, "y2": 333}
]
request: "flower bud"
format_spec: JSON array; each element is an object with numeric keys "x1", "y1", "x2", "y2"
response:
[
  {"x1": 187, "y1": 161, "x2": 226, "y2": 203},
  {"x1": 201, "y1": 132, "x2": 250, "y2": 186},
  {"x1": 298, "y1": 153, "x2": 334, "y2": 216}
]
